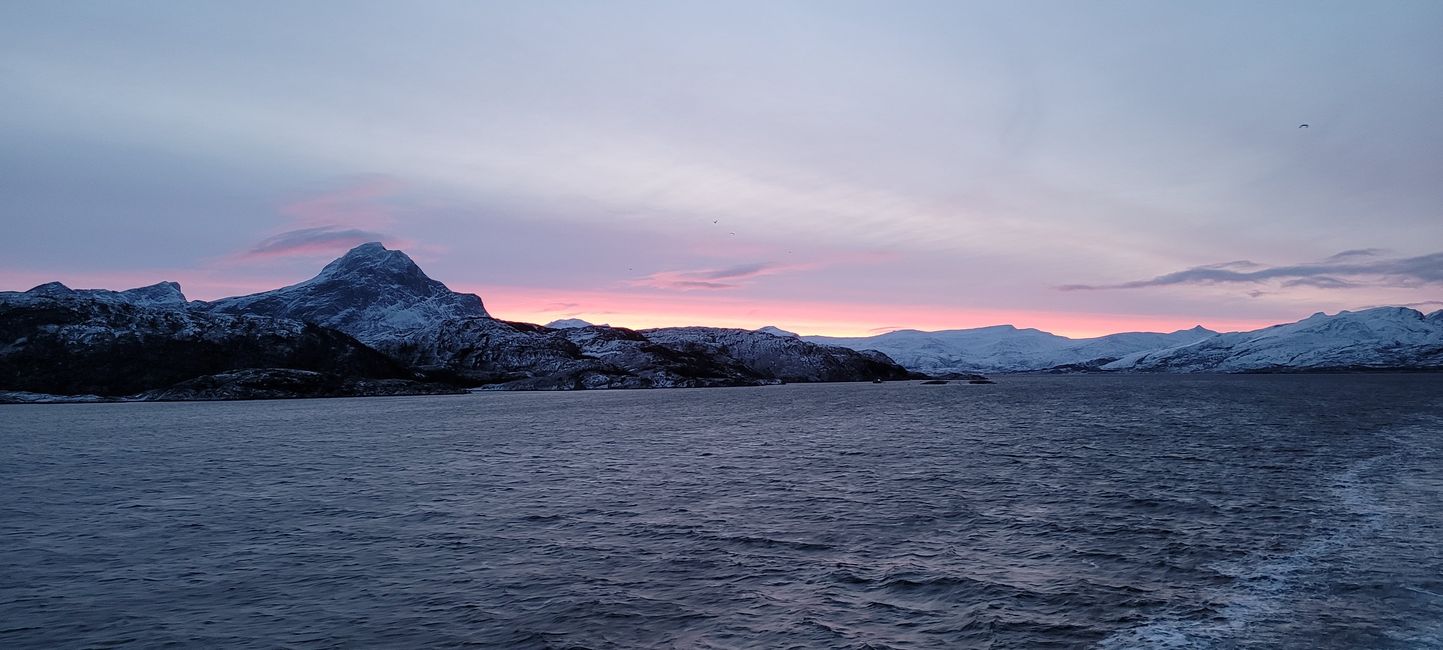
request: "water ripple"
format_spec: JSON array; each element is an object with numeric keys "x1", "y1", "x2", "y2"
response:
[{"x1": 1, "y1": 375, "x2": 1441, "y2": 648}]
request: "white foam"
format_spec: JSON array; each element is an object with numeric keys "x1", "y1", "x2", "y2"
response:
[{"x1": 1097, "y1": 447, "x2": 1399, "y2": 649}]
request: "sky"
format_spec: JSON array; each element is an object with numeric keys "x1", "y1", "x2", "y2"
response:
[{"x1": 2, "y1": 1, "x2": 1441, "y2": 337}]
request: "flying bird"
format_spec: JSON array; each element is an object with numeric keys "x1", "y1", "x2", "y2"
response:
[{"x1": 1298, "y1": 124, "x2": 1309, "y2": 128}]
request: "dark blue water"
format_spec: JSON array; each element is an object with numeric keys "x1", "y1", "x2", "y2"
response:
[{"x1": 2, "y1": 375, "x2": 1442, "y2": 649}]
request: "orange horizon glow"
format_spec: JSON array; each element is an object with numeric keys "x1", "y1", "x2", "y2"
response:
[
  {"x1": 467, "y1": 284, "x2": 1281, "y2": 339},
  {"x1": 0, "y1": 269, "x2": 1308, "y2": 339}
]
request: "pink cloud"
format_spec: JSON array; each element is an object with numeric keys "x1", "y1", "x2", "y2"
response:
[
  {"x1": 227, "y1": 176, "x2": 413, "y2": 262},
  {"x1": 278, "y1": 174, "x2": 404, "y2": 229}
]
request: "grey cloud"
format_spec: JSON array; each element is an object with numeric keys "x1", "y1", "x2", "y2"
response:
[
  {"x1": 1281, "y1": 276, "x2": 1356, "y2": 289},
  {"x1": 1060, "y1": 251, "x2": 1443, "y2": 291},
  {"x1": 1358, "y1": 300, "x2": 1443, "y2": 310},
  {"x1": 1209, "y1": 260, "x2": 1265, "y2": 270},
  {"x1": 1325, "y1": 248, "x2": 1387, "y2": 261}
]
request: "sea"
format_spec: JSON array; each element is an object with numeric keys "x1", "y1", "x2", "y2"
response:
[{"x1": 2, "y1": 375, "x2": 1441, "y2": 649}]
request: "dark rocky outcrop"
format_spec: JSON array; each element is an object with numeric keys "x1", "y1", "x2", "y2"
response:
[
  {"x1": 0, "y1": 285, "x2": 413, "y2": 397},
  {"x1": 641, "y1": 327, "x2": 912, "y2": 383},
  {"x1": 383, "y1": 319, "x2": 779, "y2": 389}
]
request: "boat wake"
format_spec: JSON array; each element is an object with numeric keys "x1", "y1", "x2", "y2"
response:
[{"x1": 1097, "y1": 431, "x2": 1417, "y2": 649}]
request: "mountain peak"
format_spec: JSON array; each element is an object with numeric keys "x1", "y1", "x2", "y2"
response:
[
  {"x1": 204, "y1": 244, "x2": 489, "y2": 345},
  {"x1": 120, "y1": 282, "x2": 187, "y2": 306},
  {"x1": 336, "y1": 241, "x2": 401, "y2": 264},
  {"x1": 28, "y1": 281, "x2": 75, "y2": 296},
  {"x1": 349, "y1": 241, "x2": 388, "y2": 254},
  {"x1": 317, "y1": 242, "x2": 424, "y2": 281}
]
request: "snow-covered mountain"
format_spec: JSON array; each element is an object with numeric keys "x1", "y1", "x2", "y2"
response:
[
  {"x1": 1, "y1": 246, "x2": 909, "y2": 397},
  {"x1": 806, "y1": 308, "x2": 1443, "y2": 374},
  {"x1": 1103, "y1": 307, "x2": 1443, "y2": 372},
  {"x1": 806, "y1": 325, "x2": 1217, "y2": 374},
  {"x1": 12, "y1": 242, "x2": 1433, "y2": 400},
  {"x1": 199, "y1": 243, "x2": 910, "y2": 389},
  {"x1": 204, "y1": 242, "x2": 488, "y2": 346}
]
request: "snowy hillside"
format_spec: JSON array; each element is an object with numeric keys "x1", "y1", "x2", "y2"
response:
[
  {"x1": 1103, "y1": 307, "x2": 1443, "y2": 372},
  {"x1": 810, "y1": 309, "x2": 1443, "y2": 374}
]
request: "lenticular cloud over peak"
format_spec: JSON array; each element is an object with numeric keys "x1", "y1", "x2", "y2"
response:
[{"x1": 247, "y1": 226, "x2": 392, "y2": 258}]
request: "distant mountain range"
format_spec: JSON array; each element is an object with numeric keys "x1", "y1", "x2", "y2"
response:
[
  {"x1": 3, "y1": 242, "x2": 1439, "y2": 402},
  {"x1": 0, "y1": 243, "x2": 910, "y2": 402},
  {"x1": 802, "y1": 309, "x2": 1443, "y2": 374},
  {"x1": 1101, "y1": 307, "x2": 1443, "y2": 372},
  {"x1": 805, "y1": 325, "x2": 1219, "y2": 375}
]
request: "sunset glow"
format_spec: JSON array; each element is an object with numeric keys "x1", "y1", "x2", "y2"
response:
[
  {"x1": 3, "y1": 2, "x2": 1440, "y2": 337},
  {"x1": 474, "y1": 285, "x2": 1277, "y2": 339}
]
